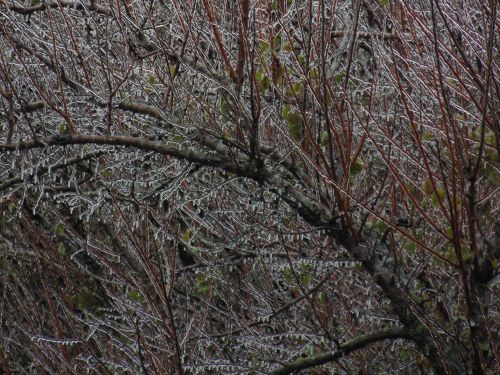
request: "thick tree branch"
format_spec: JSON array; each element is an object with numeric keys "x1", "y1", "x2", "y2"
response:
[
  {"x1": 0, "y1": 134, "x2": 224, "y2": 167},
  {"x1": 271, "y1": 328, "x2": 411, "y2": 375},
  {"x1": 7, "y1": 0, "x2": 109, "y2": 15}
]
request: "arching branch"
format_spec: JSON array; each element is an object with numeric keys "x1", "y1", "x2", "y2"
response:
[{"x1": 271, "y1": 327, "x2": 412, "y2": 375}]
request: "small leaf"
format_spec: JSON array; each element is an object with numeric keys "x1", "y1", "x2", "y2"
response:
[
  {"x1": 431, "y1": 188, "x2": 446, "y2": 207},
  {"x1": 171, "y1": 134, "x2": 183, "y2": 142},
  {"x1": 256, "y1": 71, "x2": 271, "y2": 91},
  {"x1": 55, "y1": 223, "x2": 65, "y2": 235},
  {"x1": 302, "y1": 346, "x2": 314, "y2": 357},
  {"x1": 283, "y1": 268, "x2": 294, "y2": 283},
  {"x1": 273, "y1": 62, "x2": 285, "y2": 85},
  {"x1": 182, "y1": 228, "x2": 192, "y2": 242},
  {"x1": 375, "y1": 219, "x2": 388, "y2": 233},
  {"x1": 334, "y1": 71, "x2": 346, "y2": 84},
  {"x1": 286, "y1": 112, "x2": 302, "y2": 141},
  {"x1": 423, "y1": 179, "x2": 433, "y2": 195},
  {"x1": 350, "y1": 158, "x2": 364, "y2": 176},
  {"x1": 58, "y1": 242, "x2": 69, "y2": 255},
  {"x1": 399, "y1": 349, "x2": 412, "y2": 361},
  {"x1": 422, "y1": 131, "x2": 433, "y2": 141},
  {"x1": 309, "y1": 68, "x2": 319, "y2": 79},
  {"x1": 71, "y1": 294, "x2": 87, "y2": 310},
  {"x1": 273, "y1": 33, "x2": 282, "y2": 50},
  {"x1": 169, "y1": 65, "x2": 177, "y2": 76},
  {"x1": 101, "y1": 168, "x2": 111, "y2": 178},
  {"x1": 446, "y1": 227, "x2": 453, "y2": 237},
  {"x1": 318, "y1": 292, "x2": 326, "y2": 304},
  {"x1": 259, "y1": 40, "x2": 270, "y2": 53},
  {"x1": 293, "y1": 81, "x2": 303, "y2": 94},
  {"x1": 320, "y1": 131, "x2": 329, "y2": 147},
  {"x1": 195, "y1": 274, "x2": 209, "y2": 295},
  {"x1": 281, "y1": 104, "x2": 290, "y2": 118},
  {"x1": 127, "y1": 290, "x2": 140, "y2": 301},
  {"x1": 148, "y1": 75, "x2": 156, "y2": 85},
  {"x1": 406, "y1": 241, "x2": 416, "y2": 253},
  {"x1": 283, "y1": 41, "x2": 293, "y2": 52},
  {"x1": 299, "y1": 272, "x2": 312, "y2": 285},
  {"x1": 218, "y1": 95, "x2": 230, "y2": 115},
  {"x1": 58, "y1": 123, "x2": 68, "y2": 134}
]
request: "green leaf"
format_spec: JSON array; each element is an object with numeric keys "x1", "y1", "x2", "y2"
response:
[
  {"x1": 286, "y1": 112, "x2": 302, "y2": 141},
  {"x1": 431, "y1": 188, "x2": 446, "y2": 208},
  {"x1": 54, "y1": 223, "x2": 65, "y2": 235},
  {"x1": 285, "y1": 81, "x2": 302, "y2": 97},
  {"x1": 283, "y1": 268, "x2": 294, "y2": 283},
  {"x1": 256, "y1": 70, "x2": 271, "y2": 92},
  {"x1": 182, "y1": 228, "x2": 192, "y2": 242},
  {"x1": 350, "y1": 158, "x2": 364, "y2": 176},
  {"x1": 379, "y1": 0, "x2": 389, "y2": 6},
  {"x1": 445, "y1": 247, "x2": 457, "y2": 262},
  {"x1": 293, "y1": 81, "x2": 303, "y2": 94},
  {"x1": 318, "y1": 292, "x2": 326, "y2": 304},
  {"x1": 423, "y1": 179, "x2": 433, "y2": 195},
  {"x1": 375, "y1": 219, "x2": 388, "y2": 233},
  {"x1": 485, "y1": 165, "x2": 500, "y2": 184},
  {"x1": 127, "y1": 290, "x2": 140, "y2": 301},
  {"x1": 320, "y1": 131, "x2": 329, "y2": 147},
  {"x1": 302, "y1": 346, "x2": 314, "y2": 357},
  {"x1": 31, "y1": 0, "x2": 40, "y2": 5},
  {"x1": 171, "y1": 134, "x2": 183, "y2": 143},
  {"x1": 309, "y1": 68, "x2": 319, "y2": 79},
  {"x1": 147, "y1": 75, "x2": 156, "y2": 85},
  {"x1": 334, "y1": 71, "x2": 346, "y2": 84},
  {"x1": 58, "y1": 123, "x2": 69, "y2": 134},
  {"x1": 406, "y1": 241, "x2": 416, "y2": 253},
  {"x1": 399, "y1": 349, "x2": 412, "y2": 361},
  {"x1": 195, "y1": 274, "x2": 209, "y2": 295},
  {"x1": 58, "y1": 242, "x2": 69, "y2": 256},
  {"x1": 218, "y1": 95, "x2": 230, "y2": 114},
  {"x1": 281, "y1": 104, "x2": 290, "y2": 118},
  {"x1": 273, "y1": 33, "x2": 282, "y2": 50},
  {"x1": 101, "y1": 168, "x2": 111, "y2": 178},
  {"x1": 71, "y1": 294, "x2": 87, "y2": 310},
  {"x1": 274, "y1": 63, "x2": 285, "y2": 85},
  {"x1": 422, "y1": 131, "x2": 433, "y2": 141},
  {"x1": 283, "y1": 41, "x2": 293, "y2": 53},
  {"x1": 259, "y1": 40, "x2": 270, "y2": 53},
  {"x1": 485, "y1": 148, "x2": 499, "y2": 163},
  {"x1": 446, "y1": 227, "x2": 453, "y2": 237},
  {"x1": 299, "y1": 272, "x2": 312, "y2": 286}
]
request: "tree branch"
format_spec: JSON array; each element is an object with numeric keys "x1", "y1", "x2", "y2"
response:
[
  {"x1": 270, "y1": 328, "x2": 411, "y2": 375},
  {"x1": 7, "y1": 0, "x2": 109, "y2": 16}
]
